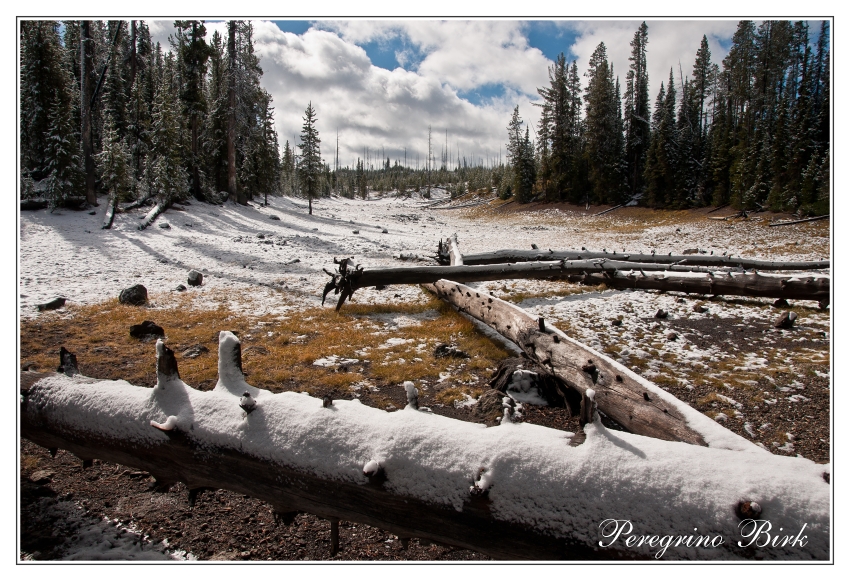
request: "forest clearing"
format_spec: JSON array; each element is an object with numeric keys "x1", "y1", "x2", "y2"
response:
[{"x1": 19, "y1": 190, "x2": 831, "y2": 560}]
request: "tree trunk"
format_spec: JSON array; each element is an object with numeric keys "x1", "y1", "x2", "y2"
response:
[
  {"x1": 455, "y1": 249, "x2": 829, "y2": 271},
  {"x1": 769, "y1": 215, "x2": 829, "y2": 227},
  {"x1": 19, "y1": 337, "x2": 829, "y2": 560},
  {"x1": 423, "y1": 280, "x2": 711, "y2": 446},
  {"x1": 101, "y1": 194, "x2": 117, "y2": 229},
  {"x1": 323, "y1": 259, "x2": 829, "y2": 308},
  {"x1": 138, "y1": 201, "x2": 170, "y2": 230},
  {"x1": 226, "y1": 21, "x2": 243, "y2": 205},
  {"x1": 80, "y1": 21, "x2": 97, "y2": 207}
]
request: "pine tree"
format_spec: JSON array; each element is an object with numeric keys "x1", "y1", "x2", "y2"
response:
[
  {"x1": 149, "y1": 53, "x2": 188, "y2": 203},
  {"x1": 43, "y1": 94, "x2": 85, "y2": 207},
  {"x1": 298, "y1": 102, "x2": 322, "y2": 215},
  {"x1": 96, "y1": 115, "x2": 133, "y2": 203},
  {"x1": 624, "y1": 22, "x2": 650, "y2": 198}
]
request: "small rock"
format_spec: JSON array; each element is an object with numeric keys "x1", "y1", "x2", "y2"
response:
[
  {"x1": 352, "y1": 230, "x2": 360, "y2": 234},
  {"x1": 88, "y1": 211, "x2": 96, "y2": 215},
  {"x1": 129, "y1": 321, "x2": 164, "y2": 338},
  {"x1": 30, "y1": 470, "x2": 55, "y2": 484},
  {"x1": 682, "y1": 248, "x2": 698, "y2": 255},
  {"x1": 611, "y1": 318, "x2": 622, "y2": 327},
  {"x1": 159, "y1": 222, "x2": 170, "y2": 229},
  {"x1": 257, "y1": 233, "x2": 265, "y2": 239},
  {"x1": 119, "y1": 284, "x2": 148, "y2": 306},
  {"x1": 434, "y1": 344, "x2": 470, "y2": 359},
  {"x1": 774, "y1": 311, "x2": 797, "y2": 329},
  {"x1": 181, "y1": 344, "x2": 209, "y2": 359},
  {"x1": 382, "y1": 228, "x2": 388, "y2": 234},
  {"x1": 269, "y1": 215, "x2": 281, "y2": 221},
  {"x1": 773, "y1": 298, "x2": 789, "y2": 308},
  {"x1": 676, "y1": 298, "x2": 685, "y2": 303},
  {"x1": 666, "y1": 332, "x2": 678, "y2": 341},
  {"x1": 654, "y1": 309, "x2": 668, "y2": 319},
  {"x1": 36, "y1": 297, "x2": 66, "y2": 311},
  {"x1": 175, "y1": 284, "x2": 187, "y2": 292},
  {"x1": 692, "y1": 304, "x2": 708, "y2": 313},
  {"x1": 737, "y1": 500, "x2": 762, "y2": 519},
  {"x1": 188, "y1": 270, "x2": 203, "y2": 287},
  {"x1": 158, "y1": 258, "x2": 169, "y2": 264}
]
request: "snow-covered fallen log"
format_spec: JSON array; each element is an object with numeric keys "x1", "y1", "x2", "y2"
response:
[
  {"x1": 20, "y1": 334, "x2": 830, "y2": 560},
  {"x1": 101, "y1": 194, "x2": 117, "y2": 229},
  {"x1": 138, "y1": 201, "x2": 170, "y2": 231},
  {"x1": 452, "y1": 248, "x2": 830, "y2": 271}
]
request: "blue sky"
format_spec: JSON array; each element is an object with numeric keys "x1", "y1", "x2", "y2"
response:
[{"x1": 146, "y1": 19, "x2": 760, "y2": 168}]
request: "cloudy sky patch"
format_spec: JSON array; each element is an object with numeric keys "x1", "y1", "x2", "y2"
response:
[{"x1": 147, "y1": 18, "x2": 745, "y2": 169}]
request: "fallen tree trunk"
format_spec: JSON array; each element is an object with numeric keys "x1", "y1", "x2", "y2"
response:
[
  {"x1": 101, "y1": 194, "x2": 117, "y2": 229},
  {"x1": 769, "y1": 215, "x2": 829, "y2": 227},
  {"x1": 425, "y1": 280, "x2": 710, "y2": 446},
  {"x1": 138, "y1": 200, "x2": 169, "y2": 230},
  {"x1": 323, "y1": 259, "x2": 829, "y2": 308},
  {"x1": 561, "y1": 270, "x2": 829, "y2": 303},
  {"x1": 19, "y1": 336, "x2": 830, "y2": 560},
  {"x1": 592, "y1": 204, "x2": 623, "y2": 216},
  {"x1": 456, "y1": 249, "x2": 829, "y2": 271}
]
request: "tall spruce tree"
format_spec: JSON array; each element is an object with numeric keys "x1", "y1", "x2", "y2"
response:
[
  {"x1": 624, "y1": 22, "x2": 650, "y2": 198},
  {"x1": 298, "y1": 102, "x2": 322, "y2": 215}
]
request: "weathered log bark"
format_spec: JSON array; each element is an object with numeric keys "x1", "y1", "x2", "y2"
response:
[
  {"x1": 425, "y1": 280, "x2": 709, "y2": 446},
  {"x1": 769, "y1": 215, "x2": 829, "y2": 227},
  {"x1": 456, "y1": 249, "x2": 829, "y2": 271},
  {"x1": 324, "y1": 259, "x2": 828, "y2": 308},
  {"x1": 101, "y1": 194, "x2": 117, "y2": 229},
  {"x1": 138, "y1": 201, "x2": 170, "y2": 230},
  {"x1": 560, "y1": 270, "x2": 829, "y2": 302}
]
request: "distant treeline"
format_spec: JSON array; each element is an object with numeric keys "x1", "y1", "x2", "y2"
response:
[
  {"x1": 505, "y1": 20, "x2": 830, "y2": 214},
  {"x1": 20, "y1": 20, "x2": 830, "y2": 215}
]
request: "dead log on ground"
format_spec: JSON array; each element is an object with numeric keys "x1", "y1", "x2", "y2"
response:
[
  {"x1": 560, "y1": 270, "x2": 829, "y2": 303},
  {"x1": 19, "y1": 338, "x2": 829, "y2": 560},
  {"x1": 424, "y1": 279, "x2": 709, "y2": 446},
  {"x1": 138, "y1": 200, "x2": 170, "y2": 230},
  {"x1": 769, "y1": 215, "x2": 829, "y2": 227},
  {"x1": 456, "y1": 249, "x2": 829, "y2": 271},
  {"x1": 706, "y1": 204, "x2": 730, "y2": 214},
  {"x1": 592, "y1": 204, "x2": 623, "y2": 216},
  {"x1": 323, "y1": 258, "x2": 828, "y2": 309}
]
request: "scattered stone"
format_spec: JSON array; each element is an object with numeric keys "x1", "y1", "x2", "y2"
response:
[
  {"x1": 352, "y1": 230, "x2": 360, "y2": 234},
  {"x1": 654, "y1": 309, "x2": 668, "y2": 319},
  {"x1": 36, "y1": 297, "x2": 66, "y2": 311},
  {"x1": 30, "y1": 470, "x2": 55, "y2": 484},
  {"x1": 257, "y1": 233, "x2": 265, "y2": 239},
  {"x1": 773, "y1": 298, "x2": 789, "y2": 308},
  {"x1": 382, "y1": 228, "x2": 388, "y2": 234},
  {"x1": 188, "y1": 270, "x2": 203, "y2": 287},
  {"x1": 434, "y1": 344, "x2": 470, "y2": 359},
  {"x1": 88, "y1": 211, "x2": 96, "y2": 215},
  {"x1": 159, "y1": 222, "x2": 171, "y2": 229},
  {"x1": 774, "y1": 311, "x2": 797, "y2": 329},
  {"x1": 269, "y1": 215, "x2": 280, "y2": 221},
  {"x1": 676, "y1": 298, "x2": 685, "y2": 303},
  {"x1": 119, "y1": 284, "x2": 148, "y2": 306},
  {"x1": 175, "y1": 284, "x2": 187, "y2": 292},
  {"x1": 737, "y1": 500, "x2": 762, "y2": 520},
  {"x1": 181, "y1": 344, "x2": 210, "y2": 359},
  {"x1": 129, "y1": 321, "x2": 164, "y2": 338},
  {"x1": 611, "y1": 318, "x2": 622, "y2": 327},
  {"x1": 692, "y1": 304, "x2": 708, "y2": 314},
  {"x1": 666, "y1": 332, "x2": 679, "y2": 341},
  {"x1": 158, "y1": 258, "x2": 169, "y2": 264}
]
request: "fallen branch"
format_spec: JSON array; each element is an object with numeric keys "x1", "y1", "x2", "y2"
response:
[
  {"x1": 20, "y1": 336, "x2": 830, "y2": 560},
  {"x1": 101, "y1": 194, "x2": 117, "y2": 229},
  {"x1": 592, "y1": 204, "x2": 623, "y2": 217},
  {"x1": 455, "y1": 248, "x2": 829, "y2": 271},
  {"x1": 769, "y1": 215, "x2": 829, "y2": 227},
  {"x1": 706, "y1": 204, "x2": 730, "y2": 214},
  {"x1": 138, "y1": 200, "x2": 170, "y2": 230}
]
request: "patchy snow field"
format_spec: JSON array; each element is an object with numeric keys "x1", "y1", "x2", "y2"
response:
[{"x1": 19, "y1": 191, "x2": 832, "y2": 560}]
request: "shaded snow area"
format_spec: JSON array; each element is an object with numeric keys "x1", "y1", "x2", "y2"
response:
[
  {"x1": 28, "y1": 371, "x2": 829, "y2": 560},
  {"x1": 19, "y1": 497, "x2": 193, "y2": 561}
]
